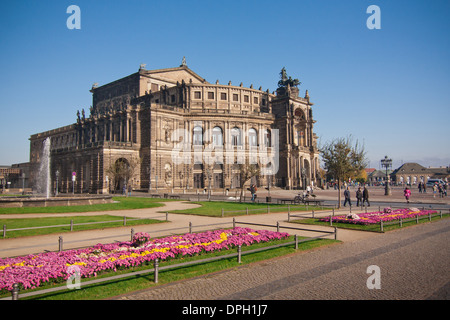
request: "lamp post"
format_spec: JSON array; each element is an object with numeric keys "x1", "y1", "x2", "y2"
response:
[
  {"x1": 55, "y1": 170, "x2": 60, "y2": 196},
  {"x1": 21, "y1": 172, "x2": 26, "y2": 195},
  {"x1": 380, "y1": 156, "x2": 392, "y2": 195}
]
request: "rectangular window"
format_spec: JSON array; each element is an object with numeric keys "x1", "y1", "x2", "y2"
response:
[
  {"x1": 194, "y1": 91, "x2": 201, "y2": 99},
  {"x1": 262, "y1": 98, "x2": 266, "y2": 106},
  {"x1": 244, "y1": 95, "x2": 249, "y2": 103},
  {"x1": 254, "y1": 97, "x2": 258, "y2": 104},
  {"x1": 233, "y1": 94, "x2": 239, "y2": 101},
  {"x1": 208, "y1": 92, "x2": 214, "y2": 99},
  {"x1": 171, "y1": 95, "x2": 176, "y2": 103},
  {"x1": 221, "y1": 92, "x2": 227, "y2": 100},
  {"x1": 151, "y1": 83, "x2": 159, "y2": 92}
]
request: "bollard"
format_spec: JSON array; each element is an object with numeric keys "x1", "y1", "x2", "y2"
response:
[
  {"x1": 295, "y1": 234, "x2": 298, "y2": 250},
  {"x1": 123, "y1": 216, "x2": 127, "y2": 226},
  {"x1": 233, "y1": 218, "x2": 236, "y2": 229},
  {"x1": 329, "y1": 215, "x2": 333, "y2": 226},
  {"x1": 428, "y1": 212, "x2": 431, "y2": 222},
  {"x1": 334, "y1": 227, "x2": 337, "y2": 240},
  {"x1": 11, "y1": 283, "x2": 19, "y2": 300},
  {"x1": 380, "y1": 220, "x2": 384, "y2": 232},
  {"x1": 267, "y1": 205, "x2": 270, "y2": 214},
  {"x1": 189, "y1": 222, "x2": 192, "y2": 234},
  {"x1": 332, "y1": 208, "x2": 335, "y2": 217},
  {"x1": 312, "y1": 210, "x2": 315, "y2": 218},
  {"x1": 288, "y1": 204, "x2": 290, "y2": 216},
  {"x1": 221, "y1": 208, "x2": 224, "y2": 217},
  {"x1": 3, "y1": 225, "x2": 6, "y2": 238},
  {"x1": 166, "y1": 212, "x2": 169, "y2": 221},
  {"x1": 399, "y1": 217, "x2": 402, "y2": 228},
  {"x1": 131, "y1": 228, "x2": 135, "y2": 242},
  {"x1": 237, "y1": 245, "x2": 242, "y2": 264},
  {"x1": 58, "y1": 236, "x2": 63, "y2": 252},
  {"x1": 276, "y1": 221, "x2": 280, "y2": 233},
  {"x1": 70, "y1": 220, "x2": 74, "y2": 232},
  {"x1": 416, "y1": 214, "x2": 419, "y2": 224},
  {"x1": 288, "y1": 211, "x2": 290, "y2": 222},
  {"x1": 246, "y1": 207, "x2": 249, "y2": 215},
  {"x1": 154, "y1": 258, "x2": 159, "y2": 283}
]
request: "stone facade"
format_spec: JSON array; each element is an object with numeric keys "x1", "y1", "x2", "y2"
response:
[{"x1": 29, "y1": 63, "x2": 320, "y2": 194}]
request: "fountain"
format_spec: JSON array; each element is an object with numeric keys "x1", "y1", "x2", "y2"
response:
[
  {"x1": 1, "y1": 137, "x2": 114, "y2": 208},
  {"x1": 36, "y1": 137, "x2": 51, "y2": 199}
]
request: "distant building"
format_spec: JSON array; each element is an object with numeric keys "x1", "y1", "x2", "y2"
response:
[
  {"x1": 0, "y1": 165, "x2": 23, "y2": 191},
  {"x1": 391, "y1": 162, "x2": 450, "y2": 185},
  {"x1": 368, "y1": 169, "x2": 392, "y2": 185}
]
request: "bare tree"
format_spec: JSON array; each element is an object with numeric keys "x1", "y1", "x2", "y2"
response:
[
  {"x1": 237, "y1": 162, "x2": 260, "y2": 202},
  {"x1": 105, "y1": 156, "x2": 141, "y2": 196},
  {"x1": 320, "y1": 136, "x2": 367, "y2": 208}
]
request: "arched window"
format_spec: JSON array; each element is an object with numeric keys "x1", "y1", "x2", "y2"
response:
[
  {"x1": 231, "y1": 127, "x2": 241, "y2": 146},
  {"x1": 193, "y1": 126, "x2": 203, "y2": 145},
  {"x1": 212, "y1": 126, "x2": 223, "y2": 146},
  {"x1": 248, "y1": 128, "x2": 257, "y2": 147}
]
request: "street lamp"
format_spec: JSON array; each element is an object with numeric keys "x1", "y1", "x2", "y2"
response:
[
  {"x1": 55, "y1": 170, "x2": 60, "y2": 196},
  {"x1": 380, "y1": 156, "x2": 392, "y2": 195}
]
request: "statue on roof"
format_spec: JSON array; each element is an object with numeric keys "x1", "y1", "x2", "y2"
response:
[
  {"x1": 181, "y1": 56, "x2": 187, "y2": 67},
  {"x1": 278, "y1": 67, "x2": 301, "y2": 88}
]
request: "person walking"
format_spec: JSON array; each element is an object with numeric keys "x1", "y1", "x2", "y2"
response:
[
  {"x1": 433, "y1": 183, "x2": 437, "y2": 198},
  {"x1": 438, "y1": 184, "x2": 443, "y2": 198},
  {"x1": 343, "y1": 187, "x2": 352, "y2": 207},
  {"x1": 362, "y1": 186, "x2": 370, "y2": 207},
  {"x1": 356, "y1": 187, "x2": 363, "y2": 207},
  {"x1": 250, "y1": 184, "x2": 257, "y2": 202},
  {"x1": 404, "y1": 186, "x2": 411, "y2": 203}
]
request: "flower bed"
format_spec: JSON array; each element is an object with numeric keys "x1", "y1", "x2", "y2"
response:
[
  {"x1": 0, "y1": 227, "x2": 289, "y2": 293},
  {"x1": 319, "y1": 208, "x2": 437, "y2": 226}
]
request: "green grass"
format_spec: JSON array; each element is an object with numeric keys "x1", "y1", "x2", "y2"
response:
[
  {"x1": 0, "y1": 215, "x2": 166, "y2": 238},
  {"x1": 166, "y1": 201, "x2": 327, "y2": 217},
  {"x1": 10, "y1": 236, "x2": 339, "y2": 300},
  {"x1": 0, "y1": 196, "x2": 171, "y2": 215},
  {"x1": 290, "y1": 212, "x2": 450, "y2": 233}
]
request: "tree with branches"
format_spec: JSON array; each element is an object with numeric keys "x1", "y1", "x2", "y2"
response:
[
  {"x1": 237, "y1": 162, "x2": 260, "y2": 202},
  {"x1": 105, "y1": 157, "x2": 141, "y2": 196},
  {"x1": 320, "y1": 136, "x2": 367, "y2": 208}
]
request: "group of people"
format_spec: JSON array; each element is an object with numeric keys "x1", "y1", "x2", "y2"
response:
[
  {"x1": 343, "y1": 186, "x2": 370, "y2": 207},
  {"x1": 432, "y1": 183, "x2": 447, "y2": 198}
]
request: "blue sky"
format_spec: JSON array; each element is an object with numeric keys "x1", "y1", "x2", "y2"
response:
[{"x1": 1, "y1": 0, "x2": 449, "y2": 170}]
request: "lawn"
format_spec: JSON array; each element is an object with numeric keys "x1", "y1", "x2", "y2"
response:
[
  {"x1": 0, "y1": 196, "x2": 171, "y2": 214},
  {"x1": 166, "y1": 201, "x2": 326, "y2": 217},
  {"x1": 0, "y1": 215, "x2": 165, "y2": 238}
]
